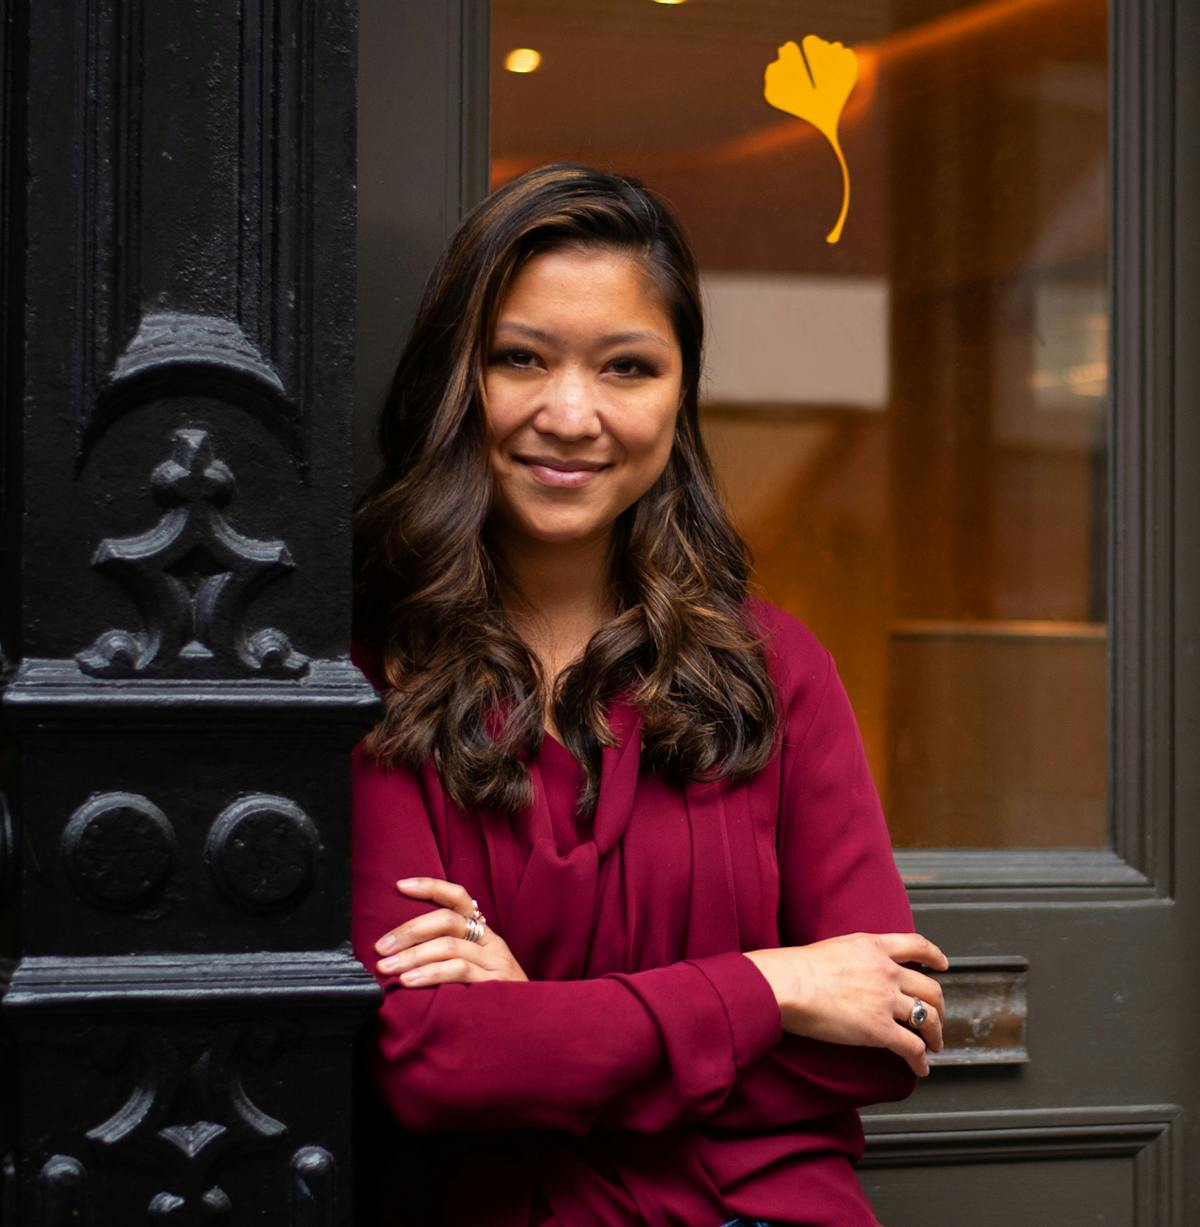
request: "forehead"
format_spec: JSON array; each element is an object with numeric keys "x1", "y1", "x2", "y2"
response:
[{"x1": 496, "y1": 246, "x2": 671, "y2": 327}]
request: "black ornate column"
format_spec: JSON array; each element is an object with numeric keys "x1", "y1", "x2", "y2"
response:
[{"x1": 0, "y1": 1, "x2": 380, "y2": 1222}]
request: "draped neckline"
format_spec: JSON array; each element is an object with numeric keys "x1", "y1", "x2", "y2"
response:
[
  {"x1": 537, "y1": 725, "x2": 586, "y2": 850},
  {"x1": 475, "y1": 691, "x2": 642, "y2": 978},
  {"x1": 473, "y1": 689, "x2": 745, "y2": 980}
]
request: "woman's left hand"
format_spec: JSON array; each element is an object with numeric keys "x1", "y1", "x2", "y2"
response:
[{"x1": 373, "y1": 876, "x2": 528, "y2": 986}]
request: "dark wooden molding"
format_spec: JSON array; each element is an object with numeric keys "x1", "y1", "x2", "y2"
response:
[
  {"x1": 1109, "y1": 0, "x2": 1177, "y2": 898},
  {"x1": 864, "y1": 1106, "x2": 1181, "y2": 1225},
  {"x1": 898, "y1": 847, "x2": 1152, "y2": 902},
  {"x1": 1174, "y1": 0, "x2": 1200, "y2": 1203},
  {"x1": 863, "y1": 1104, "x2": 1180, "y2": 1162},
  {"x1": 4, "y1": 952, "x2": 377, "y2": 1015},
  {"x1": 67, "y1": 0, "x2": 322, "y2": 477},
  {"x1": 17, "y1": 0, "x2": 361, "y2": 665},
  {"x1": 0, "y1": 0, "x2": 27, "y2": 1216},
  {"x1": 4, "y1": 658, "x2": 378, "y2": 733},
  {"x1": 438, "y1": 0, "x2": 491, "y2": 247},
  {"x1": 0, "y1": 0, "x2": 26, "y2": 669},
  {"x1": 455, "y1": 0, "x2": 492, "y2": 217},
  {"x1": 354, "y1": 0, "x2": 493, "y2": 498}
]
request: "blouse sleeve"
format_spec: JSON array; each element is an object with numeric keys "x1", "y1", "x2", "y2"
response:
[
  {"x1": 702, "y1": 634, "x2": 919, "y2": 1130},
  {"x1": 352, "y1": 741, "x2": 783, "y2": 1137}
]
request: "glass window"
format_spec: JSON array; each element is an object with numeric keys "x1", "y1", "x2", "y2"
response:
[{"x1": 491, "y1": 0, "x2": 1109, "y2": 848}]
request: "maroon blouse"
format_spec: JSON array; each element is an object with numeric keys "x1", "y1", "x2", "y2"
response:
[{"x1": 350, "y1": 598, "x2": 916, "y2": 1225}]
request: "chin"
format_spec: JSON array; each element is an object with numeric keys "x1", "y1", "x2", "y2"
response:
[
  {"x1": 517, "y1": 515, "x2": 610, "y2": 546},
  {"x1": 529, "y1": 525, "x2": 603, "y2": 545}
]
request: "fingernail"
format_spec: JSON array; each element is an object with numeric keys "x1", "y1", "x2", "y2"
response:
[
  {"x1": 397, "y1": 878, "x2": 419, "y2": 890},
  {"x1": 378, "y1": 956, "x2": 402, "y2": 973},
  {"x1": 376, "y1": 934, "x2": 396, "y2": 954},
  {"x1": 400, "y1": 969, "x2": 424, "y2": 984}
]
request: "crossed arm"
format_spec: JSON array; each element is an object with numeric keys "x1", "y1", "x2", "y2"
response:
[
  {"x1": 374, "y1": 876, "x2": 945, "y2": 1076},
  {"x1": 351, "y1": 645, "x2": 946, "y2": 1136}
]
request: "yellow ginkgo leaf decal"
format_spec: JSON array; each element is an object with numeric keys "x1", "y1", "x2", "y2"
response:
[{"x1": 764, "y1": 36, "x2": 859, "y2": 244}]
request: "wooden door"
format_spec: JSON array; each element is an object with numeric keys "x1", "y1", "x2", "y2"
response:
[{"x1": 357, "y1": 1, "x2": 1199, "y2": 1222}]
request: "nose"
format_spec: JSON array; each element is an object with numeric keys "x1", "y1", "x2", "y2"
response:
[{"x1": 532, "y1": 364, "x2": 602, "y2": 440}]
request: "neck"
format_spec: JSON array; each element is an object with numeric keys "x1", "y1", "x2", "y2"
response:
[{"x1": 489, "y1": 525, "x2": 617, "y2": 650}]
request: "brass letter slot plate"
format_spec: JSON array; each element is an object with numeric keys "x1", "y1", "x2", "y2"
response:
[{"x1": 929, "y1": 955, "x2": 1028, "y2": 1066}]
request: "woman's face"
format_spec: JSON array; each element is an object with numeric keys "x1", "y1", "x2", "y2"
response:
[{"x1": 482, "y1": 245, "x2": 684, "y2": 559}]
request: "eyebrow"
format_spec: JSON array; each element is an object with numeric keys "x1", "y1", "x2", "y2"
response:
[{"x1": 493, "y1": 321, "x2": 673, "y2": 351}]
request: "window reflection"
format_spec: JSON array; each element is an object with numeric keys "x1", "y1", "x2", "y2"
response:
[{"x1": 492, "y1": 0, "x2": 1109, "y2": 848}]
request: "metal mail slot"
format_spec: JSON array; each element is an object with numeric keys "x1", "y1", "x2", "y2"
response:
[{"x1": 928, "y1": 955, "x2": 1028, "y2": 1066}]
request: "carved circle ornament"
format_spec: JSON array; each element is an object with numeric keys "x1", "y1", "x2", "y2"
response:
[
  {"x1": 205, "y1": 795, "x2": 319, "y2": 911},
  {"x1": 62, "y1": 792, "x2": 176, "y2": 912}
]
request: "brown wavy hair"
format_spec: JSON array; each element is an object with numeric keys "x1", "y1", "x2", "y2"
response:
[{"x1": 353, "y1": 162, "x2": 777, "y2": 819}]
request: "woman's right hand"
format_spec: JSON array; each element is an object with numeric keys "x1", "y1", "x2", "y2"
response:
[{"x1": 743, "y1": 933, "x2": 949, "y2": 1077}]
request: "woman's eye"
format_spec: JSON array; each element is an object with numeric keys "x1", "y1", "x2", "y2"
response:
[
  {"x1": 491, "y1": 348, "x2": 538, "y2": 368},
  {"x1": 609, "y1": 356, "x2": 653, "y2": 377}
]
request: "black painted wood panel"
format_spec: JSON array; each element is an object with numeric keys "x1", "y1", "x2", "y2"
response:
[{"x1": 0, "y1": 0, "x2": 379, "y2": 1221}]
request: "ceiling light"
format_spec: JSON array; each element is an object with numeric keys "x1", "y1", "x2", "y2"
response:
[{"x1": 504, "y1": 48, "x2": 542, "y2": 74}]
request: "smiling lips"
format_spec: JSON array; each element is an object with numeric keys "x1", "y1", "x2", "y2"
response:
[{"x1": 515, "y1": 455, "x2": 609, "y2": 488}]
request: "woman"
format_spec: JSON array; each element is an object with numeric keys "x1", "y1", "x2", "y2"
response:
[{"x1": 351, "y1": 162, "x2": 948, "y2": 1226}]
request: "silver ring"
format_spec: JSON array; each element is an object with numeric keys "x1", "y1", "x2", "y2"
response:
[
  {"x1": 908, "y1": 997, "x2": 929, "y2": 1028},
  {"x1": 464, "y1": 915, "x2": 485, "y2": 944}
]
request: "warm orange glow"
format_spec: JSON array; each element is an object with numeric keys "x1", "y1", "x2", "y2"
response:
[
  {"x1": 891, "y1": 620, "x2": 1107, "y2": 640},
  {"x1": 862, "y1": 0, "x2": 1054, "y2": 63},
  {"x1": 652, "y1": 0, "x2": 688, "y2": 5},
  {"x1": 492, "y1": 0, "x2": 1083, "y2": 186},
  {"x1": 1028, "y1": 361, "x2": 1108, "y2": 397},
  {"x1": 504, "y1": 48, "x2": 542, "y2": 74}
]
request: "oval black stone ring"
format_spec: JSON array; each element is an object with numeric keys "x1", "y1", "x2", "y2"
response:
[{"x1": 908, "y1": 998, "x2": 930, "y2": 1027}]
